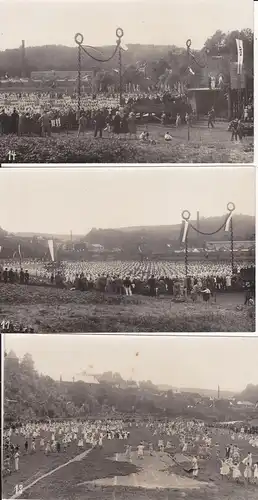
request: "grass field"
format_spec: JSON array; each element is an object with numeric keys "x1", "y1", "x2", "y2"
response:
[
  {"x1": 3, "y1": 422, "x2": 258, "y2": 500},
  {"x1": 0, "y1": 122, "x2": 253, "y2": 163},
  {"x1": 0, "y1": 283, "x2": 254, "y2": 332}
]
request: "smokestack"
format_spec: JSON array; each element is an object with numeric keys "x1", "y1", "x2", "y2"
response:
[
  {"x1": 218, "y1": 385, "x2": 220, "y2": 400},
  {"x1": 21, "y1": 40, "x2": 26, "y2": 77},
  {"x1": 70, "y1": 230, "x2": 73, "y2": 242}
]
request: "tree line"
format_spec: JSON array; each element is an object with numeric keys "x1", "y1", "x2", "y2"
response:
[{"x1": 0, "y1": 29, "x2": 253, "y2": 91}]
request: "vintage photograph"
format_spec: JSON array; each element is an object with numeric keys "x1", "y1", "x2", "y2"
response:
[
  {"x1": 2, "y1": 334, "x2": 258, "y2": 500},
  {"x1": 0, "y1": 0, "x2": 254, "y2": 164},
  {"x1": 0, "y1": 167, "x2": 255, "y2": 333}
]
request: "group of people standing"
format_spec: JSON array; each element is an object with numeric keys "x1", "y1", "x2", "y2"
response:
[{"x1": 77, "y1": 109, "x2": 137, "y2": 139}]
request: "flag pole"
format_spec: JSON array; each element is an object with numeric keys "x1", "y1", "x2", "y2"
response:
[
  {"x1": 186, "y1": 39, "x2": 191, "y2": 141},
  {"x1": 75, "y1": 33, "x2": 84, "y2": 120},
  {"x1": 182, "y1": 210, "x2": 191, "y2": 282},
  {"x1": 116, "y1": 28, "x2": 124, "y2": 106},
  {"x1": 226, "y1": 202, "x2": 236, "y2": 275}
]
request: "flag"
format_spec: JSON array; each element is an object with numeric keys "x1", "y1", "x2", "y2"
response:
[
  {"x1": 120, "y1": 41, "x2": 128, "y2": 51},
  {"x1": 182, "y1": 220, "x2": 189, "y2": 243},
  {"x1": 48, "y1": 239, "x2": 55, "y2": 262},
  {"x1": 236, "y1": 39, "x2": 243, "y2": 75},
  {"x1": 188, "y1": 67, "x2": 195, "y2": 75},
  {"x1": 225, "y1": 212, "x2": 233, "y2": 232}
]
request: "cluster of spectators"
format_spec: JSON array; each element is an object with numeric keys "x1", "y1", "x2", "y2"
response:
[{"x1": 0, "y1": 267, "x2": 30, "y2": 284}]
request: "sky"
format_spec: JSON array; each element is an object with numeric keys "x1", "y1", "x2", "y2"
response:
[
  {"x1": 4, "y1": 334, "x2": 258, "y2": 392},
  {"x1": 0, "y1": 0, "x2": 254, "y2": 51},
  {"x1": 0, "y1": 167, "x2": 255, "y2": 235}
]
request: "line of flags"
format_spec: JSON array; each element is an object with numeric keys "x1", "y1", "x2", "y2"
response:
[{"x1": 0, "y1": 240, "x2": 55, "y2": 262}]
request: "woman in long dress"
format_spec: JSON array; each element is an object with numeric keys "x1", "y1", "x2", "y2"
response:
[
  {"x1": 243, "y1": 453, "x2": 252, "y2": 483},
  {"x1": 112, "y1": 112, "x2": 121, "y2": 136},
  {"x1": 253, "y1": 462, "x2": 258, "y2": 483},
  {"x1": 220, "y1": 459, "x2": 230, "y2": 479},
  {"x1": 232, "y1": 463, "x2": 242, "y2": 482}
]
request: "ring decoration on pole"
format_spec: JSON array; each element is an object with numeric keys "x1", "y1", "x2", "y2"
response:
[
  {"x1": 116, "y1": 27, "x2": 124, "y2": 39},
  {"x1": 75, "y1": 33, "x2": 84, "y2": 45},
  {"x1": 182, "y1": 210, "x2": 191, "y2": 221},
  {"x1": 227, "y1": 202, "x2": 235, "y2": 212},
  {"x1": 186, "y1": 38, "x2": 208, "y2": 69}
]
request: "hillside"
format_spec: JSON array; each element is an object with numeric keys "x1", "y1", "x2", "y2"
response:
[
  {"x1": 4, "y1": 352, "x2": 256, "y2": 424},
  {"x1": 237, "y1": 384, "x2": 258, "y2": 404},
  {"x1": 84, "y1": 215, "x2": 255, "y2": 249},
  {"x1": 0, "y1": 28, "x2": 253, "y2": 79},
  {"x1": 0, "y1": 214, "x2": 255, "y2": 259}
]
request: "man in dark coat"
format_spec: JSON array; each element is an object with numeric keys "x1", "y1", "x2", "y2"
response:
[
  {"x1": 94, "y1": 110, "x2": 106, "y2": 138},
  {"x1": 11, "y1": 108, "x2": 19, "y2": 134}
]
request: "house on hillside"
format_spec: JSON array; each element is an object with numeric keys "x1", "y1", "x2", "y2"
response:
[
  {"x1": 236, "y1": 401, "x2": 255, "y2": 408},
  {"x1": 74, "y1": 373, "x2": 99, "y2": 384}
]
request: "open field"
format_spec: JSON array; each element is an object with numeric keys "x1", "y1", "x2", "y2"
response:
[
  {"x1": 3, "y1": 423, "x2": 258, "y2": 500},
  {"x1": 0, "y1": 283, "x2": 254, "y2": 332},
  {"x1": 0, "y1": 122, "x2": 253, "y2": 163}
]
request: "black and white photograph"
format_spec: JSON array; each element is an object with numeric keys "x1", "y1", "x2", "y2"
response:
[
  {"x1": 2, "y1": 334, "x2": 258, "y2": 500},
  {"x1": 0, "y1": 0, "x2": 254, "y2": 164},
  {"x1": 0, "y1": 167, "x2": 255, "y2": 333}
]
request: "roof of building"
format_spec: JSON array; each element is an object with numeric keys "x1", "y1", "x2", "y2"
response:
[{"x1": 6, "y1": 350, "x2": 18, "y2": 360}]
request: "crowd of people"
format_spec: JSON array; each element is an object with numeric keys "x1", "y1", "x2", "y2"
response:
[
  {"x1": 0, "y1": 260, "x2": 255, "y2": 303},
  {"x1": 1, "y1": 88, "x2": 252, "y2": 139},
  {"x1": 3, "y1": 417, "x2": 258, "y2": 487}
]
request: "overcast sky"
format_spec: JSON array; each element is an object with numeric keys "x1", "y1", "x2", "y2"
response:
[
  {"x1": 0, "y1": 167, "x2": 255, "y2": 235},
  {"x1": 0, "y1": 0, "x2": 253, "y2": 51},
  {"x1": 4, "y1": 334, "x2": 258, "y2": 392}
]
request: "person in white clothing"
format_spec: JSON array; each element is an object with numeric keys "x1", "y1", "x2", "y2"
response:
[
  {"x1": 192, "y1": 456, "x2": 199, "y2": 478},
  {"x1": 14, "y1": 451, "x2": 20, "y2": 472},
  {"x1": 243, "y1": 452, "x2": 252, "y2": 483},
  {"x1": 137, "y1": 443, "x2": 144, "y2": 459}
]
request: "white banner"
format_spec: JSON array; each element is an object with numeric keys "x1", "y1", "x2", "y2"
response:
[
  {"x1": 18, "y1": 244, "x2": 22, "y2": 260},
  {"x1": 182, "y1": 220, "x2": 189, "y2": 243},
  {"x1": 236, "y1": 39, "x2": 244, "y2": 75},
  {"x1": 48, "y1": 239, "x2": 55, "y2": 262},
  {"x1": 225, "y1": 213, "x2": 232, "y2": 232}
]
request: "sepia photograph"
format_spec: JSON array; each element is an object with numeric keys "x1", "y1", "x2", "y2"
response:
[
  {"x1": 2, "y1": 334, "x2": 258, "y2": 500},
  {"x1": 0, "y1": 167, "x2": 255, "y2": 333},
  {"x1": 0, "y1": 0, "x2": 254, "y2": 164}
]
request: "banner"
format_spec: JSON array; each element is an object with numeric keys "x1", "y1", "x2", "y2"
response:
[
  {"x1": 182, "y1": 220, "x2": 189, "y2": 244},
  {"x1": 18, "y1": 244, "x2": 22, "y2": 262},
  {"x1": 48, "y1": 239, "x2": 55, "y2": 262},
  {"x1": 225, "y1": 213, "x2": 232, "y2": 232},
  {"x1": 236, "y1": 39, "x2": 244, "y2": 75}
]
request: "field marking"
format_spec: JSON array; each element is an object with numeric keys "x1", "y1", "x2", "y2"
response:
[{"x1": 10, "y1": 447, "x2": 93, "y2": 499}]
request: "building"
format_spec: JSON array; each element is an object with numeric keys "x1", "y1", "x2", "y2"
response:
[
  {"x1": 74, "y1": 373, "x2": 99, "y2": 384},
  {"x1": 5, "y1": 350, "x2": 19, "y2": 371}
]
